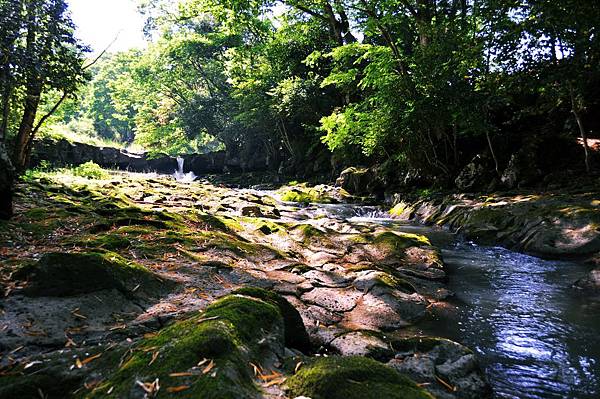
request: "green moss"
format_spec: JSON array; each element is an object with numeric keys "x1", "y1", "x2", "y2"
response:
[
  {"x1": 234, "y1": 287, "x2": 311, "y2": 352},
  {"x1": 86, "y1": 294, "x2": 284, "y2": 399},
  {"x1": 14, "y1": 251, "x2": 164, "y2": 297},
  {"x1": 280, "y1": 187, "x2": 337, "y2": 204},
  {"x1": 375, "y1": 273, "x2": 417, "y2": 293},
  {"x1": 287, "y1": 356, "x2": 433, "y2": 399},
  {"x1": 75, "y1": 233, "x2": 131, "y2": 250},
  {"x1": 241, "y1": 218, "x2": 283, "y2": 235},
  {"x1": 389, "y1": 203, "x2": 409, "y2": 217},
  {"x1": 373, "y1": 231, "x2": 431, "y2": 249}
]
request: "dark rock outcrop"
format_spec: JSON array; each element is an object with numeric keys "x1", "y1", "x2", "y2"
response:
[
  {"x1": 455, "y1": 154, "x2": 496, "y2": 192},
  {"x1": 30, "y1": 138, "x2": 270, "y2": 175},
  {"x1": 336, "y1": 167, "x2": 373, "y2": 195}
]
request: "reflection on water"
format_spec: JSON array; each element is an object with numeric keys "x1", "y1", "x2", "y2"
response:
[
  {"x1": 440, "y1": 244, "x2": 600, "y2": 399},
  {"x1": 307, "y1": 203, "x2": 600, "y2": 399}
]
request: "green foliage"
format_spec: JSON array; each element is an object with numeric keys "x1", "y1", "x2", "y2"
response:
[
  {"x1": 72, "y1": 161, "x2": 109, "y2": 179},
  {"x1": 0, "y1": 0, "x2": 90, "y2": 170},
  {"x1": 18, "y1": 0, "x2": 600, "y2": 179}
]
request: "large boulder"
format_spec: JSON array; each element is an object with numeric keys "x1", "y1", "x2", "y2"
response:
[
  {"x1": 336, "y1": 167, "x2": 372, "y2": 195},
  {"x1": 387, "y1": 337, "x2": 492, "y2": 399},
  {"x1": 455, "y1": 154, "x2": 495, "y2": 191},
  {"x1": 500, "y1": 142, "x2": 543, "y2": 189}
]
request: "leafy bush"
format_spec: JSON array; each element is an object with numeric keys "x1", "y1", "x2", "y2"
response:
[{"x1": 72, "y1": 161, "x2": 108, "y2": 179}]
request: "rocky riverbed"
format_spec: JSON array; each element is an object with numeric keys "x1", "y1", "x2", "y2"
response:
[{"x1": 0, "y1": 170, "x2": 491, "y2": 398}]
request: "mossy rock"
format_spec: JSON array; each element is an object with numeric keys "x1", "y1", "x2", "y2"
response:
[
  {"x1": 86, "y1": 293, "x2": 285, "y2": 398},
  {"x1": 15, "y1": 252, "x2": 165, "y2": 297},
  {"x1": 75, "y1": 233, "x2": 131, "y2": 250},
  {"x1": 373, "y1": 231, "x2": 431, "y2": 250},
  {"x1": 234, "y1": 287, "x2": 311, "y2": 353},
  {"x1": 287, "y1": 356, "x2": 433, "y2": 399}
]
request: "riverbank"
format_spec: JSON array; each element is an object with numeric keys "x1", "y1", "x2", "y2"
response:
[
  {"x1": 0, "y1": 169, "x2": 490, "y2": 398},
  {"x1": 385, "y1": 189, "x2": 600, "y2": 290}
]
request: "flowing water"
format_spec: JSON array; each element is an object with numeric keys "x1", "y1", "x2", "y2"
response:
[{"x1": 302, "y1": 202, "x2": 600, "y2": 399}]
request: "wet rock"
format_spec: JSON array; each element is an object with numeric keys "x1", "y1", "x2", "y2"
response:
[
  {"x1": 387, "y1": 337, "x2": 492, "y2": 399},
  {"x1": 574, "y1": 268, "x2": 600, "y2": 291},
  {"x1": 329, "y1": 331, "x2": 393, "y2": 361},
  {"x1": 301, "y1": 287, "x2": 362, "y2": 313}
]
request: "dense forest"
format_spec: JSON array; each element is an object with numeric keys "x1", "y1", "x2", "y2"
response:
[{"x1": 1, "y1": 1, "x2": 599, "y2": 210}]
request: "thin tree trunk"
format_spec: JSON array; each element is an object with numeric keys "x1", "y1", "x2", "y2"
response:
[
  {"x1": 570, "y1": 87, "x2": 591, "y2": 173},
  {"x1": 485, "y1": 130, "x2": 500, "y2": 177}
]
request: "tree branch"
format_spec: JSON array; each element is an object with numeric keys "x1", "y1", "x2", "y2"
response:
[
  {"x1": 31, "y1": 90, "x2": 68, "y2": 136},
  {"x1": 82, "y1": 32, "x2": 121, "y2": 71}
]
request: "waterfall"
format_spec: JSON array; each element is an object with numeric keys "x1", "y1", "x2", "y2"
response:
[{"x1": 173, "y1": 156, "x2": 197, "y2": 182}]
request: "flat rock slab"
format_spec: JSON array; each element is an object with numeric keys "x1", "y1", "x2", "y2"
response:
[
  {"x1": 301, "y1": 287, "x2": 362, "y2": 312},
  {"x1": 343, "y1": 289, "x2": 427, "y2": 330},
  {"x1": 330, "y1": 331, "x2": 393, "y2": 361}
]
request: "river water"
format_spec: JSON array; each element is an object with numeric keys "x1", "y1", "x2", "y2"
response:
[{"x1": 300, "y1": 203, "x2": 600, "y2": 399}]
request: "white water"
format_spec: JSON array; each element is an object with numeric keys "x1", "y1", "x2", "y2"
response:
[{"x1": 173, "y1": 156, "x2": 197, "y2": 182}]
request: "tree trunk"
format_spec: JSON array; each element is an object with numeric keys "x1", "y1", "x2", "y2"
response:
[
  {"x1": 573, "y1": 107, "x2": 591, "y2": 174},
  {"x1": 569, "y1": 85, "x2": 591, "y2": 173},
  {"x1": 0, "y1": 72, "x2": 12, "y2": 141},
  {"x1": 13, "y1": 82, "x2": 42, "y2": 172},
  {"x1": 0, "y1": 141, "x2": 15, "y2": 220}
]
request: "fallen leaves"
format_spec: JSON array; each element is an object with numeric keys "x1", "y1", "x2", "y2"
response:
[
  {"x1": 435, "y1": 375, "x2": 457, "y2": 392},
  {"x1": 257, "y1": 369, "x2": 286, "y2": 388},
  {"x1": 195, "y1": 315, "x2": 220, "y2": 324},
  {"x1": 70, "y1": 308, "x2": 87, "y2": 320},
  {"x1": 64, "y1": 334, "x2": 77, "y2": 348},
  {"x1": 202, "y1": 359, "x2": 215, "y2": 374},
  {"x1": 74, "y1": 353, "x2": 103, "y2": 369},
  {"x1": 136, "y1": 378, "x2": 160, "y2": 396},
  {"x1": 168, "y1": 372, "x2": 194, "y2": 377},
  {"x1": 166, "y1": 385, "x2": 190, "y2": 393},
  {"x1": 24, "y1": 360, "x2": 43, "y2": 370},
  {"x1": 149, "y1": 351, "x2": 160, "y2": 366},
  {"x1": 109, "y1": 323, "x2": 127, "y2": 331}
]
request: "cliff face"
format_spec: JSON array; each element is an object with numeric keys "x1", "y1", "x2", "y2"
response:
[{"x1": 30, "y1": 138, "x2": 270, "y2": 175}]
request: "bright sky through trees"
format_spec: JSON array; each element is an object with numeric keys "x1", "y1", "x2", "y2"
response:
[{"x1": 67, "y1": 0, "x2": 147, "y2": 54}]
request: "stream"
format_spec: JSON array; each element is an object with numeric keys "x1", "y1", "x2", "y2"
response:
[{"x1": 296, "y1": 202, "x2": 600, "y2": 399}]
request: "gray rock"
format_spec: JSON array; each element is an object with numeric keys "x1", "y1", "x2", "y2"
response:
[
  {"x1": 301, "y1": 287, "x2": 362, "y2": 312},
  {"x1": 455, "y1": 154, "x2": 494, "y2": 191},
  {"x1": 329, "y1": 331, "x2": 393, "y2": 361},
  {"x1": 387, "y1": 337, "x2": 492, "y2": 399}
]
